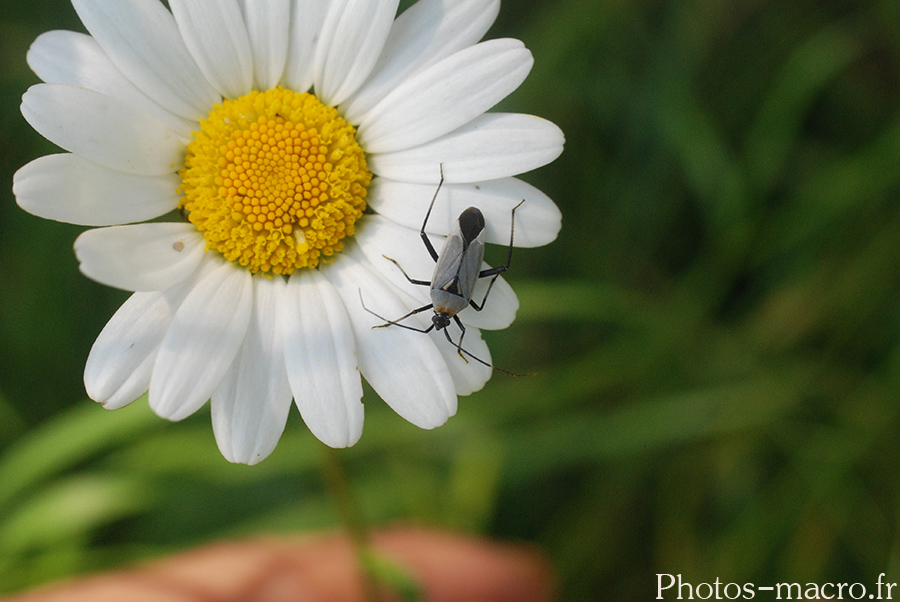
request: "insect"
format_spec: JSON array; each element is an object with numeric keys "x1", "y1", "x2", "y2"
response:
[{"x1": 361, "y1": 170, "x2": 526, "y2": 375}]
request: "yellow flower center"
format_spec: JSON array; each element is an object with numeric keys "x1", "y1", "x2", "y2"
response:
[{"x1": 179, "y1": 87, "x2": 371, "y2": 275}]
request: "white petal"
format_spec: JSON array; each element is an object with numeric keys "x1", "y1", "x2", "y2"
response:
[
  {"x1": 238, "y1": 0, "x2": 290, "y2": 90},
  {"x1": 357, "y1": 39, "x2": 532, "y2": 153},
  {"x1": 341, "y1": 0, "x2": 500, "y2": 123},
  {"x1": 27, "y1": 30, "x2": 197, "y2": 138},
  {"x1": 355, "y1": 215, "x2": 517, "y2": 330},
  {"x1": 367, "y1": 113, "x2": 565, "y2": 183},
  {"x1": 281, "y1": 0, "x2": 328, "y2": 93},
  {"x1": 149, "y1": 258, "x2": 253, "y2": 421},
  {"x1": 325, "y1": 247, "x2": 457, "y2": 429},
  {"x1": 85, "y1": 283, "x2": 193, "y2": 410},
  {"x1": 13, "y1": 154, "x2": 180, "y2": 226},
  {"x1": 170, "y1": 0, "x2": 254, "y2": 99},
  {"x1": 74, "y1": 223, "x2": 205, "y2": 292},
  {"x1": 313, "y1": 0, "x2": 400, "y2": 106},
  {"x1": 283, "y1": 269, "x2": 364, "y2": 448},
  {"x1": 212, "y1": 277, "x2": 293, "y2": 465},
  {"x1": 368, "y1": 176, "x2": 562, "y2": 247},
  {"x1": 21, "y1": 84, "x2": 185, "y2": 177},
  {"x1": 71, "y1": 0, "x2": 221, "y2": 121}
]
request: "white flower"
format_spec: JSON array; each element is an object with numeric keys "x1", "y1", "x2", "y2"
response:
[{"x1": 13, "y1": 0, "x2": 564, "y2": 464}]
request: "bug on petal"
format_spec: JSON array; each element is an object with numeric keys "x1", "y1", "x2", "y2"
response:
[{"x1": 362, "y1": 168, "x2": 527, "y2": 376}]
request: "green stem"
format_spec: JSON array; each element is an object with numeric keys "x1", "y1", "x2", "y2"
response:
[{"x1": 320, "y1": 444, "x2": 378, "y2": 602}]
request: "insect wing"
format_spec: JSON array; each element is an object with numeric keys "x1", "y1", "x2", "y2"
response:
[
  {"x1": 454, "y1": 207, "x2": 487, "y2": 301},
  {"x1": 432, "y1": 230, "x2": 466, "y2": 294},
  {"x1": 431, "y1": 212, "x2": 487, "y2": 303},
  {"x1": 455, "y1": 227, "x2": 485, "y2": 301}
]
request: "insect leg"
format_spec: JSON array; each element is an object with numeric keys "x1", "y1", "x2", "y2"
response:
[
  {"x1": 468, "y1": 200, "x2": 525, "y2": 311},
  {"x1": 478, "y1": 199, "x2": 525, "y2": 279},
  {"x1": 451, "y1": 314, "x2": 468, "y2": 362},
  {"x1": 468, "y1": 273, "x2": 501, "y2": 311},
  {"x1": 382, "y1": 255, "x2": 429, "y2": 286},
  {"x1": 419, "y1": 165, "x2": 446, "y2": 263},
  {"x1": 358, "y1": 290, "x2": 435, "y2": 332}
]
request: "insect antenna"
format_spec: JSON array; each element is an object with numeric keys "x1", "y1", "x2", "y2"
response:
[{"x1": 440, "y1": 328, "x2": 535, "y2": 377}]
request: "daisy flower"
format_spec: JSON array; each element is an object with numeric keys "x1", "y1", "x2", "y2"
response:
[{"x1": 13, "y1": 0, "x2": 564, "y2": 464}]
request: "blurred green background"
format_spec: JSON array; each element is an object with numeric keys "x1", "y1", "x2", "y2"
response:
[{"x1": 2, "y1": 0, "x2": 900, "y2": 599}]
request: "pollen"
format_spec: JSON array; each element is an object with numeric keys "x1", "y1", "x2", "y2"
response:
[{"x1": 179, "y1": 87, "x2": 371, "y2": 275}]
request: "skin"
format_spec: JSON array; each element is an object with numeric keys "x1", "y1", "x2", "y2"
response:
[{"x1": 0, "y1": 527, "x2": 554, "y2": 602}]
